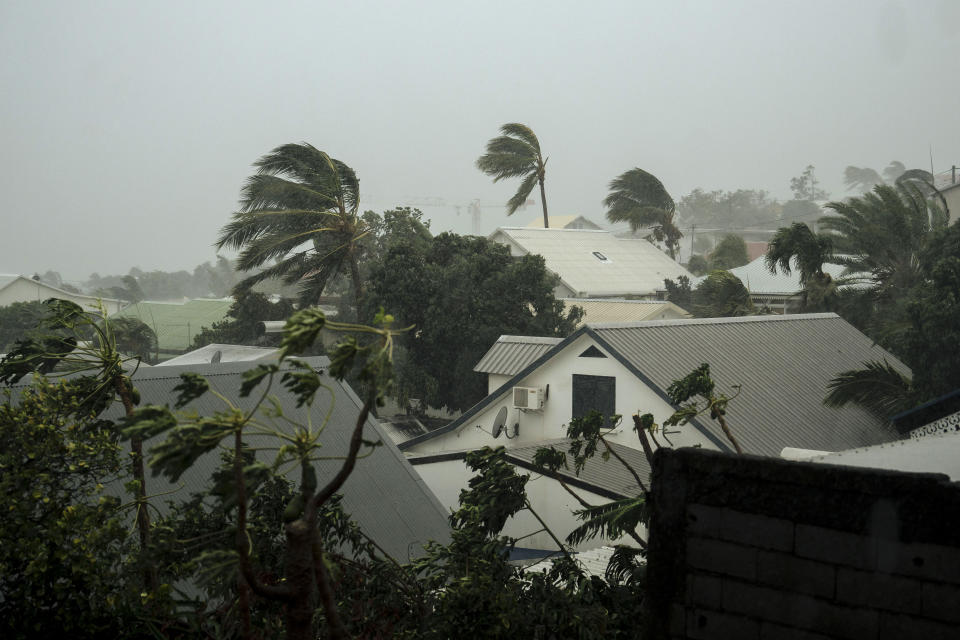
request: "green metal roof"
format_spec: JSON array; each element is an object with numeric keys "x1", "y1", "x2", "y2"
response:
[{"x1": 111, "y1": 299, "x2": 234, "y2": 352}]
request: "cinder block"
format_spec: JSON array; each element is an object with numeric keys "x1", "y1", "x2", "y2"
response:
[
  {"x1": 922, "y1": 581, "x2": 960, "y2": 624},
  {"x1": 723, "y1": 581, "x2": 878, "y2": 640},
  {"x1": 836, "y1": 567, "x2": 922, "y2": 614},
  {"x1": 757, "y1": 550, "x2": 836, "y2": 599},
  {"x1": 686, "y1": 503, "x2": 723, "y2": 538},
  {"x1": 758, "y1": 621, "x2": 836, "y2": 640},
  {"x1": 685, "y1": 607, "x2": 760, "y2": 640},
  {"x1": 879, "y1": 612, "x2": 959, "y2": 640},
  {"x1": 718, "y1": 509, "x2": 795, "y2": 551},
  {"x1": 688, "y1": 573, "x2": 723, "y2": 609},
  {"x1": 686, "y1": 537, "x2": 757, "y2": 580},
  {"x1": 877, "y1": 539, "x2": 960, "y2": 583},
  {"x1": 795, "y1": 524, "x2": 877, "y2": 570}
]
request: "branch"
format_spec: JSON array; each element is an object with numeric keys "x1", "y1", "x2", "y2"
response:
[
  {"x1": 599, "y1": 435, "x2": 647, "y2": 493},
  {"x1": 312, "y1": 540, "x2": 350, "y2": 640},
  {"x1": 234, "y1": 429, "x2": 294, "y2": 602},
  {"x1": 310, "y1": 390, "x2": 376, "y2": 512},
  {"x1": 631, "y1": 414, "x2": 657, "y2": 468}
]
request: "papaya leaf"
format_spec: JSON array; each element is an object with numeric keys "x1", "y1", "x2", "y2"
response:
[{"x1": 172, "y1": 372, "x2": 209, "y2": 409}]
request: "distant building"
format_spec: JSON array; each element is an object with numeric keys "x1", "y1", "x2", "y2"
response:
[
  {"x1": 0, "y1": 273, "x2": 125, "y2": 314},
  {"x1": 524, "y1": 215, "x2": 603, "y2": 230}
]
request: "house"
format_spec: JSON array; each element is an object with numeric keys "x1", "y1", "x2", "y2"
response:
[
  {"x1": 941, "y1": 181, "x2": 960, "y2": 226},
  {"x1": 562, "y1": 298, "x2": 690, "y2": 327},
  {"x1": 696, "y1": 255, "x2": 857, "y2": 313},
  {"x1": 111, "y1": 298, "x2": 234, "y2": 355},
  {"x1": 8, "y1": 357, "x2": 451, "y2": 561},
  {"x1": 0, "y1": 274, "x2": 125, "y2": 314},
  {"x1": 524, "y1": 215, "x2": 603, "y2": 230},
  {"x1": 488, "y1": 227, "x2": 691, "y2": 298},
  {"x1": 402, "y1": 314, "x2": 907, "y2": 552}
]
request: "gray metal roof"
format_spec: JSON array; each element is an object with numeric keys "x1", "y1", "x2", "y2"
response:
[
  {"x1": 589, "y1": 313, "x2": 905, "y2": 456},
  {"x1": 407, "y1": 314, "x2": 906, "y2": 458},
  {"x1": 473, "y1": 335, "x2": 563, "y2": 375},
  {"x1": 10, "y1": 357, "x2": 450, "y2": 561},
  {"x1": 489, "y1": 227, "x2": 691, "y2": 297},
  {"x1": 505, "y1": 438, "x2": 652, "y2": 499}
]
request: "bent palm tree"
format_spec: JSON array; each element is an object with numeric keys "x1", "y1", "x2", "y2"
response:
[
  {"x1": 824, "y1": 360, "x2": 914, "y2": 418},
  {"x1": 476, "y1": 123, "x2": 549, "y2": 227},
  {"x1": 216, "y1": 143, "x2": 368, "y2": 312},
  {"x1": 604, "y1": 168, "x2": 682, "y2": 259}
]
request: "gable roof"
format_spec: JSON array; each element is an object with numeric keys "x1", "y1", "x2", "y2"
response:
[
  {"x1": 489, "y1": 227, "x2": 691, "y2": 297},
  {"x1": 473, "y1": 335, "x2": 564, "y2": 376},
  {"x1": 402, "y1": 314, "x2": 906, "y2": 457},
  {"x1": 524, "y1": 215, "x2": 602, "y2": 230},
  {"x1": 562, "y1": 298, "x2": 690, "y2": 326},
  {"x1": 10, "y1": 357, "x2": 450, "y2": 560},
  {"x1": 0, "y1": 273, "x2": 123, "y2": 310}
]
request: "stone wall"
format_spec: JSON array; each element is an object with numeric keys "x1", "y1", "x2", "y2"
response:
[{"x1": 645, "y1": 447, "x2": 960, "y2": 640}]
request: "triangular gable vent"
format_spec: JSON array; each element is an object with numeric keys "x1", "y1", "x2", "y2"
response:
[{"x1": 578, "y1": 345, "x2": 607, "y2": 358}]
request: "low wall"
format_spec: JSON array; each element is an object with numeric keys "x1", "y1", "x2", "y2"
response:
[{"x1": 646, "y1": 447, "x2": 960, "y2": 640}]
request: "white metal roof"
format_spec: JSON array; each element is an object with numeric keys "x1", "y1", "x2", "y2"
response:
[
  {"x1": 489, "y1": 227, "x2": 691, "y2": 297},
  {"x1": 156, "y1": 343, "x2": 279, "y2": 366},
  {"x1": 693, "y1": 256, "x2": 857, "y2": 296},
  {"x1": 563, "y1": 298, "x2": 690, "y2": 326},
  {"x1": 807, "y1": 431, "x2": 960, "y2": 481}
]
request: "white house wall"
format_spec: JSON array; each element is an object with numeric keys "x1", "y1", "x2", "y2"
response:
[
  {"x1": 407, "y1": 333, "x2": 720, "y2": 456},
  {"x1": 0, "y1": 278, "x2": 124, "y2": 314},
  {"x1": 411, "y1": 457, "x2": 638, "y2": 552}
]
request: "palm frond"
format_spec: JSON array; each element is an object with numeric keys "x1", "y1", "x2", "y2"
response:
[
  {"x1": 566, "y1": 495, "x2": 648, "y2": 547},
  {"x1": 605, "y1": 545, "x2": 646, "y2": 586},
  {"x1": 498, "y1": 123, "x2": 541, "y2": 153},
  {"x1": 506, "y1": 171, "x2": 540, "y2": 216},
  {"x1": 824, "y1": 359, "x2": 913, "y2": 418}
]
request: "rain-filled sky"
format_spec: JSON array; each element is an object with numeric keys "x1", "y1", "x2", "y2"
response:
[{"x1": 1, "y1": 0, "x2": 958, "y2": 281}]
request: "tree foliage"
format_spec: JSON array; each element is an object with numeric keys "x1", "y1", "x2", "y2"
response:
[
  {"x1": 476, "y1": 123, "x2": 549, "y2": 226},
  {"x1": 708, "y1": 234, "x2": 749, "y2": 271},
  {"x1": 604, "y1": 168, "x2": 682, "y2": 259},
  {"x1": 216, "y1": 143, "x2": 369, "y2": 311},
  {"x1": 677, "y1": 188, "x2": 782, "y2": 229},
  {"x1": 191, "y1": 291, "x2": 297, "y2": 349},
  {"x1": 690, "y1": 270, "x2": 754, "y2": 318},
  {"x1": 366, "y1": 232, "x2": 582, "y2": 410}
]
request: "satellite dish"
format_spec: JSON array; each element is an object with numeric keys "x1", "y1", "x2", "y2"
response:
[{"x1": 491, "y1": 406, "x2": 508, "y2": 438}]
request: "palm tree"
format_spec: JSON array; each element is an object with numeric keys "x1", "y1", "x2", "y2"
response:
[
  {"x1": 476, "y1": 123, "x2": 549, "y2": 227},
  {"x1": 216, "y1": 143, "x2": 369, "y2": 313},
  {"x1": 603, "y1": 168, "x2": 682, "y2": 259},
  {"x1": 765, "y1": 221, "x2": 835, "y2": 309},
  {"x1": 822, "y1": 182, "x2": 947, "y2": 299}
]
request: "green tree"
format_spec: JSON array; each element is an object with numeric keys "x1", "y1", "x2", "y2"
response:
[
  {"x1": 367, "y1": 233, "x2": 581, "y2": 411},
  {"x1": 662, "y1": 275, "x2": 693, "y2": 311},
  {"x1": 191, "y1": 291, "x2": 296, "y2": 349},
  {"x1": 0, "y1": 300, "x2": 50, "y2": 352},
  {"x1": 765, "y1": 221, "x2": 837, "y2": 311},
  {"x1": 476, "y1": 123, "x2": 549, "y2": 227},
  {"x1": 216, "y1": 143, "x2": 369, "y2": 313},
  {"x1": 691, "y1": 271, "x2": 754, "y2": 318},
  {"x1": 110, "y1": 316, "x2": 158, "y2": 364},
  {"x1": 604, "y1": 168, "x2": 682, "y2": 259},
  {"x1": 708, "y1": 234, "x2": 749, "y2": 270},
  {"x1": 790, "y1": 164, "x2": 828, "y2": 201},
  {"x1": 677, "y1": 188, "x2": 782, "y2": 229}
]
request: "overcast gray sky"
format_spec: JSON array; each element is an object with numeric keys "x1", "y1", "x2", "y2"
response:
[{"x1": 1, "y1": 0, "x2": 957, "y2": 281}]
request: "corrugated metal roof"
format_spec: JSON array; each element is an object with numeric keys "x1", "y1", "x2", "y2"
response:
[
  {"x1": 523, "y1": 546, "x2": 618, "y2": 577},
  {"x1": 9, "y1": 357, "x2": 450, "y2": 560},
  {"x1": 809, "y1": 431, "x2": 960, "y2": 481},
  {"x1": 489, "y1": 228, "x2": 691, "y2": 297},
  {"x1": 473, "y1": 335, "x2": 563, "y2": 375},
  {"x1": 590, "y1": 314, "x2": 906, "y2": 457},
  {"x1": 563, "y1": 298, "x2": 690, "y2": 325},
  {"x1": 157, "y1": 343, "x2": 278, "y2": 366},
  {"x1": 506, "y1": 437, "x2": 651, "y2": 498},
  {"x1": 693, "y1": 256, "x2": 855, "y2": 296}
]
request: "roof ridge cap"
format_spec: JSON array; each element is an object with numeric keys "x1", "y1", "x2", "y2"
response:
[{"x1": 588, "y1": 312, "x2": 840, "y2": 330}]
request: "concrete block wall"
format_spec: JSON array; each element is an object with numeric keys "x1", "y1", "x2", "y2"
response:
[{"x1": 645, "y1": 448, "x2": 960, "y2": 640}]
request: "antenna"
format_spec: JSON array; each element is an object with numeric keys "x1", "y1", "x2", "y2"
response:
[{"x1": 491, "y1": 406, "x2": 508, "y2": 438}]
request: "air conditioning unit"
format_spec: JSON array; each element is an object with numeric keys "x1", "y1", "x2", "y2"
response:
[{"x1": 512, "y1": 386, "x2": 544, "y2": 410}]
